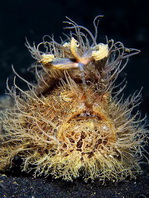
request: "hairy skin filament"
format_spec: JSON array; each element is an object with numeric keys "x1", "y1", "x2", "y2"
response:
[{"x1": 0, "y1": 16, "x2": 148, "y2": 184}]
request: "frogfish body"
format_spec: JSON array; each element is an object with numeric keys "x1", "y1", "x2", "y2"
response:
[{"x1": 0, "y1": 17, "x2": 148, "y2": 184}]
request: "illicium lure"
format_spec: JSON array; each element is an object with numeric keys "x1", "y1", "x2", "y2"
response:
[{"x1": 0, "y1": 16, "x2": 148, "y2": 184}]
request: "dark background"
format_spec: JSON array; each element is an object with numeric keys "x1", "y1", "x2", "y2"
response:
[{"x1": 0, "y1": 0, "x2": 149, "y2": 117}]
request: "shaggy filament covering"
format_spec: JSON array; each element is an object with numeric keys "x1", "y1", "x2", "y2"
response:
[{"x1": 0, "y1": 16, "x2": 148, "y2": 184}]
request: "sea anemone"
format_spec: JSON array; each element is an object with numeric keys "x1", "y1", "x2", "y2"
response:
[{"x1": 0, "y1": 16, "x2": 148, "y2": 184}]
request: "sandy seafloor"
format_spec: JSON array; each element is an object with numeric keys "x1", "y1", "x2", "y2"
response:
[{"x1": 0, "y1": 172, "x2": 149, "y2": 198}]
